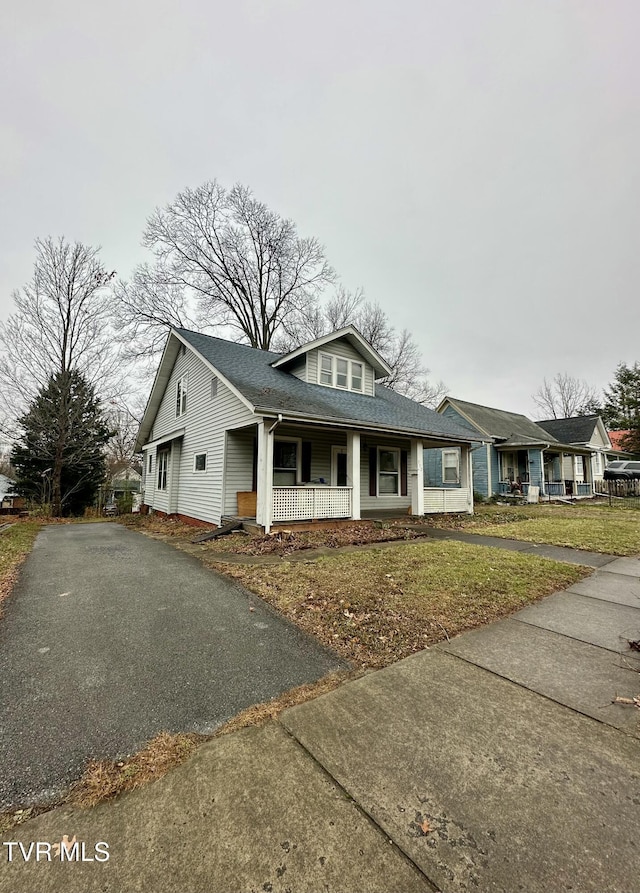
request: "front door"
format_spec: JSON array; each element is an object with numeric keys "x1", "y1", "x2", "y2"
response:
[{"x1": 331, "y1": 447, "x2": 347, "y2": 486}]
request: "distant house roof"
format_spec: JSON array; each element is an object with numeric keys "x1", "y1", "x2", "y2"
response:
[
  {"x1": 136, "y1": 329, "x2": 479, "y2": 450},
  {"x1": 440, "y1": 398, "x2": 560, "y2": 445},
  {"x1": 536, "y1": 416, "x2": 602, "y2": 445},
  {"x1": 608, "y1": 430, "x2": 632, "y2": 451}
]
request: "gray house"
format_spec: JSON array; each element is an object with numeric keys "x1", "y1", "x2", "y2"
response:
[
  {"x1": 135, "y1": 327, "x2": 478, "y2": 531},
  {"x1": 425, "y1": 398, "x2": 594, "y2": 499}
]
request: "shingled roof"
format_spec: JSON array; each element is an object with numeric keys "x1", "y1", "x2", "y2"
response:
[
  {"x1": 171, "y1": 328, "x2": 476, "y2": 444},
  {"x1": 536, "y1": 416, "x2": 601, "y2": 445},
  {"x1": 442, "y1": 398, "x2": 560, "y2": 444}
]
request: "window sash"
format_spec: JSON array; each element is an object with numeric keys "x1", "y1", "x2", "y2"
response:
[
  {"x1": 351, "y1": 362, "x2": 363, "y2": 391},
  {"x1": 318, "y1": 353, "x2": 365, "y2": 392},
  {"x1": 157, "y1": 451, "x2": 168, "y2": 490},
  {"x1": 176, "y1": 376, "x2": 187, "y2": 416},
  {"x1": 194, "y1": 453, "x2": 207, "y2": 472},
  {"x1": 378, "y1": 449, "x2": 399, "y2": 495},
  {"x1": 443, "y1": 450, "x2": 460, "y2": 484}
]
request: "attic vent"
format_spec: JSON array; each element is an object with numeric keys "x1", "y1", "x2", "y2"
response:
[{"x1": 211, "y1": 377, "x2": 218, "y2": 398}]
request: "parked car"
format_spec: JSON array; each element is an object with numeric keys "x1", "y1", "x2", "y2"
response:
[
  {"x1": 103, "y1": 502, "x2": 119, "y2": 516},
  {"x1": 603, "y1": 460, "x2": 640, "y2": 481}
]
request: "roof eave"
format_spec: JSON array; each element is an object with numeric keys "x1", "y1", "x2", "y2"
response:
[{"x1": 254, "y1": 405, "x2": 483, "y2": 444}]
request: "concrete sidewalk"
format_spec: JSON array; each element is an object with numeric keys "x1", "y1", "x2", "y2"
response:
[{"x1": 1, "y1": 552, "x2": 639, "y2": 892}]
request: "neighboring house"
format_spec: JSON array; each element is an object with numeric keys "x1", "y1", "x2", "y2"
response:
[
  {"x1": 426, "y1": 398, "x2": 595, "y2": 499},
  {"x1": 535, "y1": 416, "x2": 617, "y2": 483},
  {"x1": 608, "y1": 430, "x2": 637, "y2": 456},
  {"x1": 135, "y1": 326, "x2": 479, "y2": 532},
  {"x1": 107, "y1": 462, "x2": 142, "y2": 502},
  {"x1": 0, "y1": 473, "x2": 22, "y2": 512}
]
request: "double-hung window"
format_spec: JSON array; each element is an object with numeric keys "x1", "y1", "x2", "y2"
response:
[
  {"x1": 442, "y1": 449, "x2": 460, "y2": 484},
  {"x1": 157, "y1": 450, "x2": 169, "y2": 491},
  {"x1": 176, "y1": 376, "x2": 187, "y2": 417},
  {"x1": 318, "y1": 353, "x2": 364, "y2": 392},
  {"x1": 273, "y1": 439, "x2": 299, "y2": 486},
  {"x1": 378, "y1": 448, "x2": 400, "y2": 495}
]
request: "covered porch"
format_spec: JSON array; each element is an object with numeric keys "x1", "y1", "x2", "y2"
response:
[
  {"x1": 496, "y1": 444, "x2": 593, "y2": 498},
  {"x1": 224, "y1": 420, "x2": 474, "y2": 532}
]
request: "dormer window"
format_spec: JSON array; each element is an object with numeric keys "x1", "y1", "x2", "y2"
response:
[{"x1": 318, "y1": 353, "x2": 364, "y2": 392}]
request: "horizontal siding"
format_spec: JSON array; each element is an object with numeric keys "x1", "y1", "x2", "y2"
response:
[
  {"x1": 470, "y1": 443, "x2": 488, "y2": 497},
  {"x1": 360, "y1": 435, "x2": 411, "y2": 513},
  {"x1": 489, "y1": 447, "x2": 500, "y2": 495},
  {"x1": 287, "y1": 357, "x2": 307, "y2": 381},
  {"x1": 143, "y1": 347, "x2": 255, "y2": 524},
  {"x1": 223, "y1": 428, "x2": 256, "y2": 515},
  {"x1": 440, "y1": 403, "x2": 482, "y2": 434}
]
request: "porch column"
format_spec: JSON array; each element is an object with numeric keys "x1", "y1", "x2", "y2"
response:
[
  {"x1": 347, "y1": 431, "x2": 360, "y2": 520},
  {"x1": 256, "y1": 421, "x2": 274, "y2": 533},
  {"x1": 410, "y1": 439, "x2": 424, "y2": 516},
  {"x1": 461, "y1": 445, "x2": 474, "y2": 514}
]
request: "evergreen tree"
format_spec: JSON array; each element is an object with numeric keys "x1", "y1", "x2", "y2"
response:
[
  {"x1": 11, "y1": 371, "x2": 112, "y2": 516},
  {"x1": 602, "y1": 362, "x2": 640, "y2": 455}
]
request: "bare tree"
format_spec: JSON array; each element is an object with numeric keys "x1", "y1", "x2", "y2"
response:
[
  {"x1": 0, "y1": 238, "x2": 123, "y2": 437},
  {"x1": 276, "y1": 290, "x2": 447, "y2": 407},
  {"x1": 115, "y1": 181, "x2": 335, "y2": 356},
  {"x1": 532, "y1": 373, "x2": 601, "y2": 419}
]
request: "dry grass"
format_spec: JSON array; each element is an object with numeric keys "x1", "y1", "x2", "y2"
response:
[
  {"x1": 218, "y1": 540, "x2": 589, "y2": 668},
  {"x1": 0, "y1": 520, "x2": 41, "y2": 611},
  {"x1": 212, "y1": 669, "x2": 359, "y2": 736},
  {"x1": 67, "y1": 731, "x2": 206, "y2": 808}
]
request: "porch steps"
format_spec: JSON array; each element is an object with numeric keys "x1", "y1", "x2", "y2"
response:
[{"x1": 191, "y1": 519, "x2": 243, "y2": 544}]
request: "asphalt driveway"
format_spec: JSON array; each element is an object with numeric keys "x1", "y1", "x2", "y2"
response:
[{"x1": 0, "y1": 522, "x2": 345, "y2": 809}]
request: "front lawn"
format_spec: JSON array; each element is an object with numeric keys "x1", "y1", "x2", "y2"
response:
[
  {"x1": 415, "y1": 503, "x2": 640, "y2": 556},
  {"x1": 0, "y1": 521, "x2": 41, "y2": 610},
  {"x1": 216, "y1": 541, "x2": 589, "y2": 668},
  {"x1": 478, "y1": 516, "x2": 640, "y2": 555}
]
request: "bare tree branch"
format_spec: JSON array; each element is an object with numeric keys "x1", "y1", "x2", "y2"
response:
[
  {"x1": 532, "y1": 373, "x2": 601, "y2": 419},
  {"x1": 115, "y1": 181, "x2": 336, "y2": 357}
]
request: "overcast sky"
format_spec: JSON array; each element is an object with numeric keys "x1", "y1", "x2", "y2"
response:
[{"x1": 1, "y1": 0, "x2": 638, "y2": 418}]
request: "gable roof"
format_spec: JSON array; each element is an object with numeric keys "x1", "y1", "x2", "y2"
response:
[
  {"x1": 536, "y1": 415, "x2": 606, "y2": 446},
  {"x1": 271, "y1": 326, "x2": 392, "y2": 379},
  {"x1": 136, "y1": 329, "x2": 478, "y2": 450},
  {"x1": 441, "y1": 397, "x2": 560, "y2": 444}
]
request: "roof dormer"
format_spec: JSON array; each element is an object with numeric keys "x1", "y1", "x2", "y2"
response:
[{"x1": 271, "y1": 326, "x2": 391, "y2": 397}]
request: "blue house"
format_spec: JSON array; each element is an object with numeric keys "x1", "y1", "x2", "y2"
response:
[{"x1": 424, "y1": 398, "x2": 594, "y2": 499}]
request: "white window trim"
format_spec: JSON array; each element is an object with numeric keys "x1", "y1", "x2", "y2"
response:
[
  {"x1": 193, "y1": 452, "x2": 207, "y2": 473},
  {"x1": 273, "y1": 436, "x2": 302, "y2": 485},
  {"x1": 377, "y1": 447, "x2": 400, "y2": 496},
  {"x1": 442, "y1": 449, "x2": 461, "y2": 485},
  {"x1": 317, "y1": 352, "x2": 364, "y2": 393},
  {"x1": 157, "y1": 450, "x2": 169, "y2": 491},
  {"x1": 176, "y1": 375, "x2": 188, "y2": 417}
]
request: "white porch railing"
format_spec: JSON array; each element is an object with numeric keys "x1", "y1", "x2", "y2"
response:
[
  {"x1": 575, "y1": 482, "x2": 592, "y2": 497},
  {"x1": 424, "y1": 487, "x2": 471, "y2": 513},
  {"x1": 272, "y1": 486, "x2": 352, "y2": 521}
]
